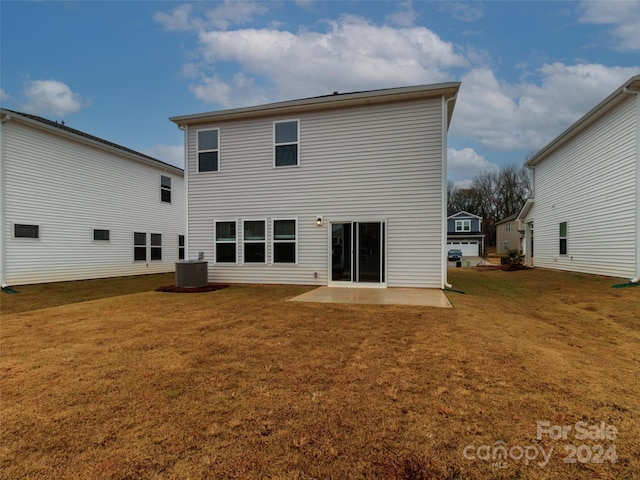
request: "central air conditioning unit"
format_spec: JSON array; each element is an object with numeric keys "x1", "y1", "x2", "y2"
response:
[{"x1": 175, "y1": 260, "x2": 208, "y2": 288}]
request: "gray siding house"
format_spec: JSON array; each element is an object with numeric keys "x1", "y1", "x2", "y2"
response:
[
  {"x1": 495, "y1": 214, "x2": 524, "y2": 254},
  {"x1": 170, "y1": 82, "x2": 460, "y2": 288},
  {"x1": 0, "y1": 109, "x2": 185, "y2": 286},
  {"x1": 519, "y1": 75, "x2": 639, "y2": 281}
]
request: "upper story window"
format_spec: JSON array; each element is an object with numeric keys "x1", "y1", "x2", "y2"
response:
[
  {"x1": 14, "y1": 224, "x2": 39, "y2": 239},
  {"x1": 455, "y1": 219, "x2": 471, "y2": 232},
  {"x1": 559, "y1": 222, "x2": 568, "y2": 255},
  {"x1": 93, "y1": 229, "x2": 110, "y2": 241},
  {"x1": 197, "y1": 128, "x2": 219, "y2": 172},
  {"x1": 161, "y1": 175, "x2": 171, "y2": 203},
  {"x1": 274, "y1": 120, "x2": 299, "y2": 167},
  {"x1": 505, "y1": 222, "x2": 511, "y2": 232}
]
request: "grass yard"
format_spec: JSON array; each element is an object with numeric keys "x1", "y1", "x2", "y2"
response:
[{"x1": 1, "y1": 269, "x2": 639, "y2": 479}]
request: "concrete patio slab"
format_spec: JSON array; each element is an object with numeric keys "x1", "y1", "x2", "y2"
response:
[{"x1": 288, "y1": 287, "x2": 452, "y2": 308}]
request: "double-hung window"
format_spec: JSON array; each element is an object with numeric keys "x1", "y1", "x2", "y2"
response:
[
  {"x1": 559, "y1": 222, "x2": 568, "y2": 255},
  {"x1": 215, "y1": 221, "x2": 237, "y2": 263},
  {"x1": 134, "y1": 232, "x2": 147, "y2": 261},
  {"x1": 197, "y1": 128, "x2": 219, "y2": 172},
  {"x1": 274, "y1": 120, "x2": 299, "y2": 167},
  {"x1": 244, "y1": 220, "x2": 266, "y2": 263},
  {"x1": 151, "y1": 234, "x2": 162, "y2": 260},
  {"x1": 455, "y1": 219, "x2": 471, "y2": 232},
  {"x1": 161, "y1": 175, "x2": 171, "y2": 203},
  {"x1": 273, "y1": 219, "x2": 296, "y2": 263},
  {"x1": 134, "y1": 232, "x2": 162, "y2": 261}
]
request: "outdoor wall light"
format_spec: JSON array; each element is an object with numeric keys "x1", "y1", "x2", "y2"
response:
[{"x1": 316, "y1": 216, "x2": 324, "y2": 226}]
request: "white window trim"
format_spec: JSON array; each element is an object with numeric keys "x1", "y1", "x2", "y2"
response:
[
  {"x1": 214, "y1": 219, "x2": 238, "y2": 264},
  {"x1": 455, "y1": 219, "x2": 471, "y2": 232},
  {"x1": 273, "y1": 119, "x2": 300, "y2": 168},
  {"x1": 242, "y1": 218, "x2": 267, "y2": 264},
  {"x1": 271, "y1": 217, "x2": 298, "y2": 265},
  {"x1": 196, "y1": 127, "x2": 220, "y2": 173}
]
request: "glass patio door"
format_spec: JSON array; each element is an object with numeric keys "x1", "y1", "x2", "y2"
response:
[{"x1": 331, "y1": 221, "x2": 385, "y2": 284}]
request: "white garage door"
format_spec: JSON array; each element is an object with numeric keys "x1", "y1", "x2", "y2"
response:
[{"x1": 447, "y1": 241, "x2": 478, "y2": 256}]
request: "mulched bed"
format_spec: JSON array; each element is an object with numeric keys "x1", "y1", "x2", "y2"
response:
[{"x1": 155, "y1": 284, "x2": 229, "y2": 293}]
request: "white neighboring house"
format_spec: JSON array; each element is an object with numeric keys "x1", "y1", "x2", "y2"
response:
[
  {"x1": 0, "y1": 109, "x2": 185, "y2": 286},
  {"x1": 170, "y1": 82, "x2": 460, "y2": 289},
  {"x1": 518, "y1": 75, "x2": 640, "y2": 281}
]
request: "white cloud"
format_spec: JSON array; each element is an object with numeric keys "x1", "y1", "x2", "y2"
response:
[
  {"x1": 153, "y1": 4, "x2": 201, "y2": 32},
  {"x1": 142, "y1": 144, "x2": 184, "y2": 169},
  {"x1": 190, "y1": 15, "x2": 467, "y2": 106},
  {"x1": 205, "y1": 0, "x2": 269, "y2": 30},
  {"x1": 439, "y1": 2, "x2": 484, "y2": 22},
  {"x1": 579, "y1": 1, "x2": 640, "y2": 51},
  {"x1": 451, "y1": 63, "x2": 639, "y2": 151},
  {"x1": 386, "y1": 1, "x2": 419, "y2": 27},
  {"x1": 448, "y1": 147, "x2": 498, "y2": 183},
  {"x1": 0, "y1": 88, "x2": 9, "y2": 102},
  {"x1": 21, "y1": 80, "x2": 88, "y2": 117},
  {"x1": 154, "y1": 1, "x2": 269, "y2": 32}
]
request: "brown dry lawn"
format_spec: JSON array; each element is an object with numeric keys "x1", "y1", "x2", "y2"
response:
[{"x1": 1, "y1": 269, "x2": 639, "y2": 479}]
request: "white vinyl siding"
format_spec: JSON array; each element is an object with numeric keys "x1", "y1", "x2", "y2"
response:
[
  {"x1": 524, "y1": 94, "x2": 637, "y2": 278},
  {"x1": 1, "y1": 119, "x2": 185, "y2": 285},
  {"x1": 185, "y1": 97, "x2": 445, "y2": 287}
]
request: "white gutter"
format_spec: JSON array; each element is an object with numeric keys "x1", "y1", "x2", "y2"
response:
[
  {"x1": 442, "y1": 93, "x2": 458, "y2": 289},
  {"x1": 0, "y1": 113, "x2": 10, "y2": 287}
]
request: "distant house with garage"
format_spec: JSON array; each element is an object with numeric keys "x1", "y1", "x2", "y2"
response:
[
  {"x1": 0, "y1": 108, "x2": 185, "y2": 286},
  {"x1": 518, "y1": 74, "x2": 639, "y2": 282},
  {"x1": 446, "y1": 211, "x2": 485, "y2": 257},
  {"x1": 170, "y1": 82, "x2": 461, "y2": 288}
]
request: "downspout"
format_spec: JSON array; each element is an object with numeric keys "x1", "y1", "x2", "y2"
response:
[
  {"x1": 178, "y1": 124, "x2": 188, "y2": 260},
  {"x1": 0, "y1": 113, "x2": 10, "y2": 288},
  {"x1": 442, "y1": 93, "x2": 458, "y2": 289},
  {"x1": 624, "y1": 87, "x2": 640, "y2": 283}
]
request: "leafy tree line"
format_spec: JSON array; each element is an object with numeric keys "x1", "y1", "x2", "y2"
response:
[{"x1": 448, "y1": 164, "x2": 532, "y2": 248}]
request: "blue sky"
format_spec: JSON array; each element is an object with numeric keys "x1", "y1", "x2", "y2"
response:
[{"x1": 1, "y1": 1, "x2": 638, "y2": 185}]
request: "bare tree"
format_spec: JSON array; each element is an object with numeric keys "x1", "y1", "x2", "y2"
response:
[{"x1": 448, "y1": 164, "x2": 532, "y2": 247}]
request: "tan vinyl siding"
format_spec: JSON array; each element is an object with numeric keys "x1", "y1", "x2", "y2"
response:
[
  {"x1": 186, "y1": 97, "x2": 445, "y2": 287},
  {"x1": 527, "y1": 94, "x2": 637, "y2": 278},
  {"x1": 2, "y1": 120, "x2": 185, "y2": 285}
]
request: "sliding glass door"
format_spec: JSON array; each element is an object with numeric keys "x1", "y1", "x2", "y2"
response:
[{"x1": 331, "y1": 221, "x2": 385, "y2": 285}]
